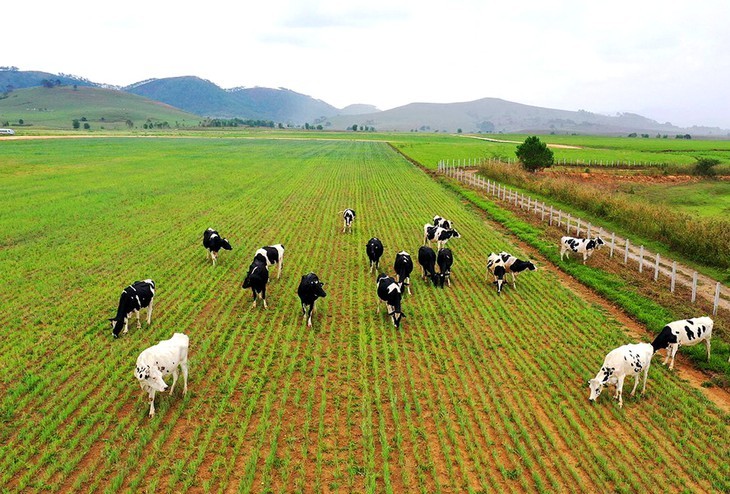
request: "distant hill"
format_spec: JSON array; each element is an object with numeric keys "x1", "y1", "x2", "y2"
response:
[
  {"x1": 325, "y1": 98, "x2": 730, "y2": 136},
  {"x1": 0, "y1": 68, "x2": 100, "y2": 91},
  {"x1": 126, "y1": 76, "x2": 340, "y2": 123},
  {"x1": 0, "y1": 86, "x2": 200, "y2": 130},
  {"x1": 339, "y1": 104, "x2": 380, "y2": 116}
]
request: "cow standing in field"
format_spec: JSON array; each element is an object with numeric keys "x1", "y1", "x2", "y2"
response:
[
  {"x1": 651, "y1": 316, "x2": 717, "y2": 370},
  {"x1": 376, "y1": 274, "x2": 404, "y2": 329},
  {"x1": 492, "y1": 263, "x2": 507, "y2": 294},
  {"x1": 436, "y1": 248, "x2": 453, "y2": 287},
  {"x1": 433, "y1": 216, "x2": 453, "y2": 230},
  {"x1": 255, "y1": 244, "x2": 285, "y2": 279},
  {"x1": 424, "y1": 224, "x2": 461, "y2": 249},
  {"x1": 297, "y1": 272, "x2": 327, "y2": 327},
  {"x1": 342, "y1": 209, "x2": 356, "y2": 233},
  {"x1": 560, "y1": 236, "x2": 605, "y2": 263},
  {"x1": 417, "y1": 245, "x2": 438, "y2": 284},
  {"x1": 203, "y1": 228, "x2": 232, "y2": 266},
  {"x1": 110, "y1": 279, "x2": 156, "y2": 338},
  {"x1": 134, "y1": 332, "x2": 189, "y2": 418},
  {"x1": 366, "y1": 237, "x2": 384, "y2": 274},
  {"x1": 588, "y1": 342, "x2": 654, "y2": 408},
  {"x1": 394, "y1": 251, "x2": 413, "y2": 295},
  {"x1": 487, "y1": 252, "x2": 515, "y2": 276},
  {"x1": 242, "y1": 257, "x2": 269, "y2": 308}
]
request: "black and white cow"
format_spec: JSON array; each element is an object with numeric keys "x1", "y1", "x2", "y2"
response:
[
  {"x1": 560, "y1": 236, "x2": 605, "y2": 263},
  {"x1": 588, "y1": 343, "x2": 654, "y2": 408},
  {"x1": 203, "y1": 228, "x2": 232, "y2": 266},
  {"x1": 254, "y1": 244, "x2": 285, "y2": 279},
  {"x1": 366, "y1": 237, "x2": 384, "y2": 274},
  {"x1": 436, "y1": 248, "x2": 454, "y2": 287},
  {"x1": 297, "y1": 272, "x2": 327, "y2": 327},
  {"x1": 242, "y1": 258, "x2": 269, "y2": 308},
  {"x1": 486, "y1": 251, "x2": 515, "y2": 276},
  {"x1": 110, "y1": 279, "x2": 156, "y2": 338},
  {"x1": 651, "y1": 316, "x2": 717, "y2": 370},
  {"x1": 135, "y1": 332, "x2": 189, "y2": 417},
  {"x1": 417, "y1": 245, "x2": 438, "y2": 284},
  {"x1": 342, "y1": 208, "x2": 356, "y2": 233},
  {"x1": 424, "y1": 224, "x2": 461, "y2": 249},
  {"x1": 376, "y1": 274, "x2": 404, "y2": 329},
  {"x1": 394, "y1": 251, "x2": 413, "y2": 295},
  {"x1": 505, "y1": 259, "x2": 536, "y2": 290},
  {"x1": 433, "y1": 215, "x2": 453, "y2": 230}
]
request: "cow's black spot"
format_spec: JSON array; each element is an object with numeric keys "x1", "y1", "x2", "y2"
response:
[
  {"x1": 687, "y1": 319, "x2": 694, "y2": 325},
  {"x1": 685, "y1": 326, "x2": 695, "y2": 340}
]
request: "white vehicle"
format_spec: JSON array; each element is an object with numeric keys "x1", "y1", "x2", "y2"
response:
[{"x1": 0, "y1": 128, "x2": 15, "y2": 136}]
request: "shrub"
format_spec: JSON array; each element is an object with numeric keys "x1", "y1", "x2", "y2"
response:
[
  {"x1": 515, "y1": 136, "x2": 554, "y2": 172},
  {"x1": 694, "y1": 157, "x2": 721, "y2": 177}
]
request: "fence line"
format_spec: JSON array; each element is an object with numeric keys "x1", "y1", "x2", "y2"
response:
[
  {"x1": 440, "y1": 156, "x2": 670, "y2": 169},
  {"x1": 437, "y1": 160, "x2": 726, "y2": 316}
]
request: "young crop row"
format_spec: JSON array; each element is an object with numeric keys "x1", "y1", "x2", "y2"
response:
[{"x1": 0, "y1": 137, "x2": 727, "y2": 493}]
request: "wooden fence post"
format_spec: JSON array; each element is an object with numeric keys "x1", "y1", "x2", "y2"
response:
[{"x1": 691, "y1": 272, "x2": 698, "y2": 303}]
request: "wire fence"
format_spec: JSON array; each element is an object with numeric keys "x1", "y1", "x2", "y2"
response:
[
  {"x1": 441, "y1": 157, "x2": 670, "y2": 169},
  {"x1": 437, "y1": 160, "x2": 727, "y2": 315}
]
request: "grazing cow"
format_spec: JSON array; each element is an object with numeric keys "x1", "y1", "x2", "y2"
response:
[
  {"x1": 436, "y1": 248, "x2": 454, "y2": 287},
  {"x1": 433, "y1": 215, "x2": 453, "y2": 230},
  {"x1": 486, "y1": 251, "x2": 516, "y2": 276},
  {"x1": 504, "y1": 259, "x2": 537, "y2": 290},
  {"x1": 560, "y1": 236, "x2": 605, "y2": 263},
  {"x1": 424, "y1": 224, "x2": 461, "y2": 249},
  {"x1": 651, "y1": 316, "x2": 716, "y2": 370},
  {"x1": 394, "y1": 251, "x2": 413, "y2": 295},
  {"x1": 203, "y1": 228, "x2": 232, "y2": 266},
  {"x1": 588, "y1": 343, "x2": 654, "y2": 408},
  {"x1": 342, "y1": 208, "x2": 356, "y2": 233},
  {"x1": 297, "y1": 272, "x2": 327, "y2": 327},
  {"x1": 417, "y1": 246, "x2": 438, "y2": 284},
  {"x1": 134, "y1": 332, "x2": 189, "y2": 418},
  {"x1": 376, "y1": 274, "x2": 404, "y2": 328},
  {"x1": 242, "y1": 258, "x2": 269, "y2": 308},
  {"x1": 254, "y1": 244, "x2": 285, "y2": 279},
  {"x1": 110, "y1": 279, "x2": 155, "y2": 338},
  {"x1": 366, "y1": 237, "x2": 384, "y2": 273}
]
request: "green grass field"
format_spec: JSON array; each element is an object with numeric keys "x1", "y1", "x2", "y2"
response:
[
  {"x1": 621, "y1": 180, "x2": 730, "y2": 218},
  {"x1": 0, "y1": 137, "x2": 728, "y2": 493}
]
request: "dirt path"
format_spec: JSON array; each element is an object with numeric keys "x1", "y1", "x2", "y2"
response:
[{"x1": 458, "y1": 134, "x2": 582, "y2": 149}]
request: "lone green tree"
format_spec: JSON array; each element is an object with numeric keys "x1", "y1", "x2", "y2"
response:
[{"x1": 515, "y1": 136, "x2": 554, "y2": 172}]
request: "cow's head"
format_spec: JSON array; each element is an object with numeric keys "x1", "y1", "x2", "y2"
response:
[
  {"x1": 242, "y1": 263, "x2": 266, "y2": 289},
  {"x1": 221, "y1": 238, "x2": 232, "y2": 251},
  {"x1": 595, "y1": 237, "x2": 605, "y2": 248},
  {"x1": 432, "y1": 272, "x2": 446, "y2": 288},
  {"x1": 110, "y1": 317, "x2": 126, "y2": 338},
  {"x1": 135, "y1": 364, "x2": 168, "y2": 392},
  {"x1": 450, "y1": 229, "x2": 461, "y2": 239},
  {"x1": 588, "y1": 378, "x2": 605, "y2": 402},
  {"x1": 311, "y1": 279, "x2": 327, "y2": 299}
]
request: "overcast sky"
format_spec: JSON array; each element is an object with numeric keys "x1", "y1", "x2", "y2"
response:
[{"x1": 7, "y1": 0, "x2": 730, "y2": 128}]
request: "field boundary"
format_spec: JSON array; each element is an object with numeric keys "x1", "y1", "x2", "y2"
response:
[{"x1": 437, "y1": 160, "x2": 729, "y2": 315}]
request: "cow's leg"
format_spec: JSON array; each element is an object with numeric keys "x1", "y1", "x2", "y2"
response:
[
  {"x1": 616, "y1": 375, "x2": 625, "y2": 407},
  {"x1": 510, "y1": 272, "x2": 517, "y2": 288},
  {"x1": 181, "y1": 362, "x2": 188, "y2": 396},
  {"x1": 277, "y1": 260, "x2": 282, "y2": 279},
  {"x1": 307, "y1": 304, "x2": 313, "y2": 327},
  {"x1": 630, "y1": 373, "x2": 640, "y2": 396},
  {"x1": 261, "y1": 287, "x2": 268, "y2": 309},
  {"x1": 669, "y1": 344, "x2": 679, "y2": 370},
  {"x1": 135, "y1": 310, "x2": 142, "y2": 329},
  {"x1": 641, "y1": 363, "x2": 650, "y2": 394},
  {"x1": 705, "y1": 338, "x2": 711, "y2": 361},
  {"x1": 170, "y1": 367, "x2": 179, "y2": 395},
  {"x1": 212, "y1": 251, "x2": 217, "y2": 266},
  {"x1": 252, "y1": 290, "x2": 257, "y2": 308},
  {"x1": 447, "y1": 274, "x2": 451, "y2": 287},
  {"x1": 148, "y1": 390, "x2": 157, "y2": 418},
  {"x1": 122, "y1": 317, "x2": 129, "y2": 335},
  {"x1": 147, "y1": 298, "x2": 153, "y2": 325}
]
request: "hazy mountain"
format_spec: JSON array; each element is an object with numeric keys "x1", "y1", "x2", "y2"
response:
[
  {"x1": 325, "y1": 98, "x2": 730, "y2": 136},
  {"x1": 0, "y1": 68, "x2": 100, "y2": 91},
  {"x1": 339, "y1": 104, "x2": 380, "y2": 116}
]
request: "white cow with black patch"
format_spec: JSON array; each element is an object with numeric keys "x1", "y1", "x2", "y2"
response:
[
  {"x1": 254, "y1": 244, "x2": 285, "y2": 279},
  {"x1": 560, "y1": 236, "x2": 605, "y2": 263},
  {"x1": 109, "y1": 279, "x2": 155, "y2": 338},
  {"x1": 342, "y1": 208, "x2": 356, "y2": 233},
  {"x1": 651, "y1": 316, "x2": 717, "y2": 370},
  {"x1": 588, "y1": 342, "x2": 654, "y2": 408},
  {"x1": 135, "y1": 333, "x2": 189, "y2": 418},
  {"x1": 424, "y1": 224, "x2": 461, "y2": 249},
  {"x1": 433, "y1": 215, "x2": 453, "y2": 230}
]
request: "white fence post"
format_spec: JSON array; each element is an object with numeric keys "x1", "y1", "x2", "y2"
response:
[
  {"x1": 586, "y1": 223, "x2": 591, "y2": 239},
  {"x1": 566, "y1": 214, "x2": 571, "y2": 233},
  {"x1": 713, "y1": 283, "x2": 721, "y2": 316},
  {"x1": 576, "y1": 218, "x2": 581, "y2": 236},
  {"x1": 610, "y1": 233, "x2": 615, "y2": 258},
  {"x1": 671, "y1": 262, "x2": 677, "y2": 293},
  {"x1": 639, "y1": 246, "x2": 644, "y2": 273},
  {"x1": 558, "y1": 210, "x2": 562, "y2": 227},
  {"x1": 549, "y1": 205, "x2": 554, "y2": 225},
  {"x1": 654, "y1": 253, "x2": 660, "y2": 281},
  {"x1": 624, "y1": 238, "x2": 630, "y2": 264},
  {"x1": 691, "y1": 272, "x2": 698, "y2": 303}
]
